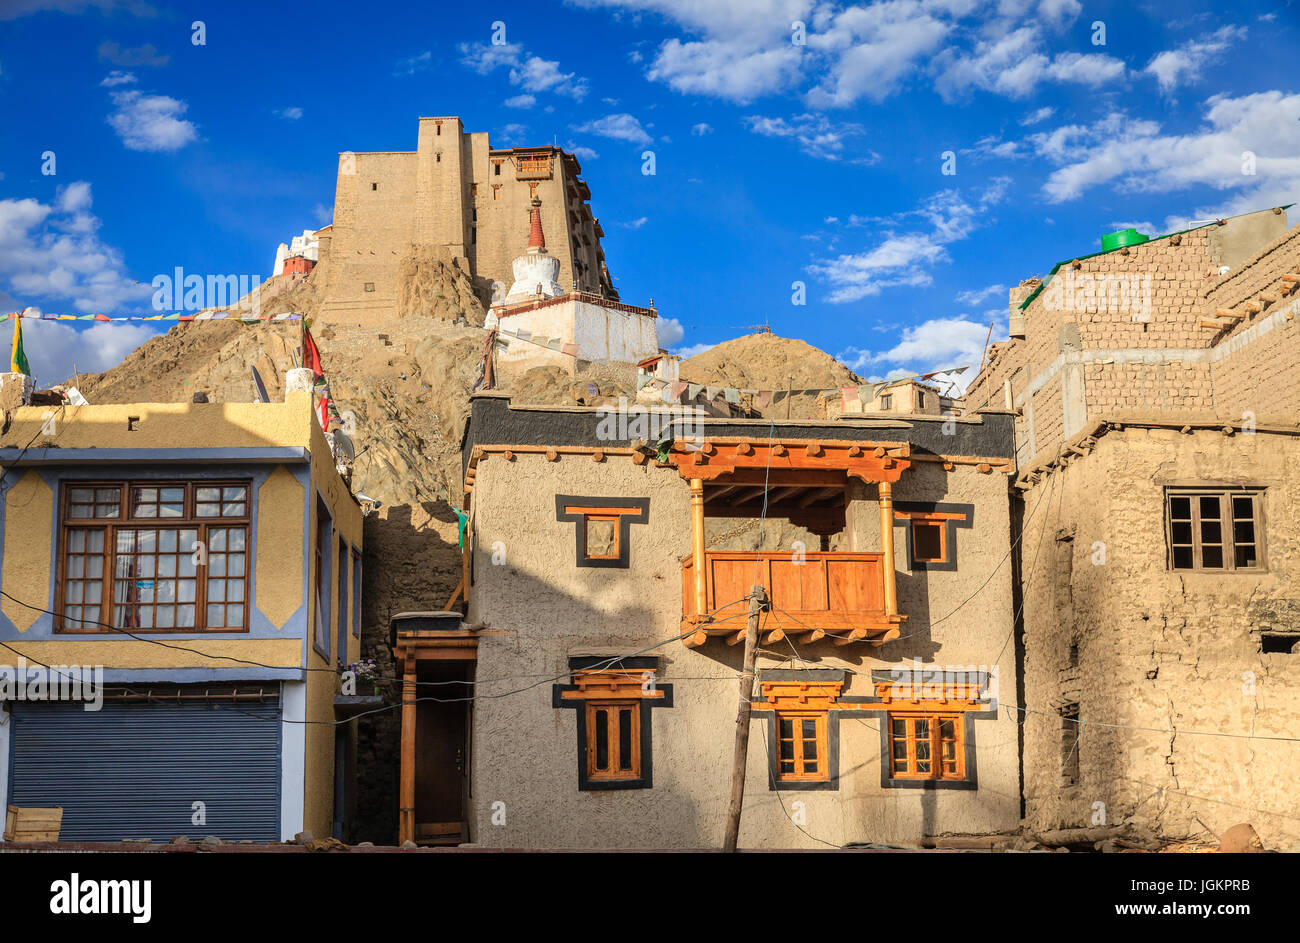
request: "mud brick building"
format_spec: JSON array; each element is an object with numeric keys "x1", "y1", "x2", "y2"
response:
[
  {"x1": 391, "y1": 393, "x2": 1022, "y2": 848},
  {"x1": 964, "y1": 206, "x2": 1300, "y2": 850},
  {"x1": 315, "y1": 116, "x2": 618, "y2": 324}
]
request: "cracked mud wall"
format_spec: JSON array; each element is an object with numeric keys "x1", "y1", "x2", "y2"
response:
[{"x1": 1021, "y1": 425, "x2": 1300, "y2": 849}]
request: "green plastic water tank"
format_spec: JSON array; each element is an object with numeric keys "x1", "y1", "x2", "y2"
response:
[{"x1": 1101, "y1": 228, "x2": 1150, "y2": 252}]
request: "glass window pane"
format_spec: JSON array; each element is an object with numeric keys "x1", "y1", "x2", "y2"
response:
[
  {"x1": 1233, "y1": 520, "x2": 1255, "y2": 545},
  {"x1": 1169, "y1": 496, "x2": 1190, "y2": 519},
  {"x1": 210, "y1": 529, "x2": 227, "y2": 552},
  {"x1": 1199, "y1": 495, "x2": 1221, "y2": 520},
  {"x1": 228, "y1": 554, "x2": 245, "y2": 577},
  {"x1": 1235, "y1": 545, "x2": 1257, "y2": 568},
  {"x1": 1232, "y1": 496, "x2": 1254, "y2": 519},
  {"x1": 207, "y1": 604, "x2": 224, "y2": 626},
  {"x1": 210, "y1": 556, "x2": 226, "y2": 577},
  {"x1": 85, "y1": 583, "x2": 101, "y2": 605},
  {"x1": 222, "y1": 487, "x2": 246, "y2": 502},
  {"x1": 178, "y1": 605, "x2": 195, "y2": 627},
  {"x1": 156, "y1": 606, "x2": 174, "y2": 628},
  {"x1": 158, "y1": 556, "x2": 176, "y2": 577},
  {"x1": 197, "y1": 487, "x2": 220, "y2": 502},
  {"x1": 594, "y1": 709, "x2": 609, "y2": 770},
  {"x1": 1202, "y1": 546, "x2": 1223, "y2": 568},
  {"x1": 209, "y1": 580, "x2": 225, "y2": 602},
  {"x1": 87, "y1": 530, "x2": 104, "y2": 553},
  {"x1": 227, "y1": 580, "x2": 244, "y2": 602},
  {"x1": 1201, "y1": 521, "x2": 1221, "y2": 544},
  {"x1": 87, "y1": 557, "x2": 103, "y2": 579},
  {"x1": 1171, "y1": 522, "x2": 1192, "y2": 544},
  {"x1": 222, "y1": 503, "x2": 245, "y2": 517},
  {"x1": 618, "y1": 709, "x2": 633, "y2": 771},
  {"x1": 1172, "y1": 546, "x2": 1193, "y2": 569},
  {"x1": 70, "y1": 488, "x2": 93, "y2": 503},
  {"x1": 229, "y1": 529, "x2": 246, "y2": 551},
  {"x1": 159, "y1": 530, "x2": 177, "y2": 553},
  {"x1": 68, "y1": 556, "x2": 84, "y2": 578},
  {"x1": 178, "y1": 579, "x2": 196, "y2": 603}
]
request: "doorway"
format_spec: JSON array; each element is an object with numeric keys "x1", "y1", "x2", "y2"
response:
[{"x1": 413, "y1": 660, "x2": 473, "y2": 844}]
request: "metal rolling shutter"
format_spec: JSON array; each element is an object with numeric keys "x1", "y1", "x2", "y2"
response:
[{"x1": 9, "y1": 693, "x2": 281, "y2": 842}]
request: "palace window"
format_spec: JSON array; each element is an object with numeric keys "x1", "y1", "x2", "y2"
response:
[
  {"x1": 1166, "y1": 488, "x2": 1264, "y2": 571},
  {"x1": 58, "y1": 481, "x2": 250, "y2": 633},
  {"x1": 894, "y1": 503, "x2": 972, "y2": 571},
  {"x1": 553, "y1": 658, "x2": 672, "y2": 790},
  {"x1": 775, "y1": 712, "x2": 828, "y2": 782},
  {"x1": 871, "y1": 670, "x2": 990, "y2": 790},
  {"x1": 888, "y1": 714, "x2": 964, "y2": 781},
  {"x1": 754, "y1": 671, "x2": 851, "y2": 790},
  {"x1": 555, "y1": 496, "x2": 649, "y2": 568}
]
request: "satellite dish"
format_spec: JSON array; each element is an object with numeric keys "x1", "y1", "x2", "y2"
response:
[
  {"x1": 251, "y1": 366, "x2": 270, "y2": 403},
  {"x1": 329, "y1": 428, "x2": 355, "y2": 465}
]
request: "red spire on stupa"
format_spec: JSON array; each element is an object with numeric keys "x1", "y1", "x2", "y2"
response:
[{"x1": 527, "y1": 197, "x2": 546, "y2": 251}]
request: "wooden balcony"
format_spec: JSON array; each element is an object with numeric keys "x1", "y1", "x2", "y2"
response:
[{"x1": 681, "y1": 551, "x2": 903, "y2": 648}]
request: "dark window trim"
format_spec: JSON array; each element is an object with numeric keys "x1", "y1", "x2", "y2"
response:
[
  {"x1": 893, "y1": 501, "x2": 974, "y2": 572},
  {"x1": 863, "y1": 669, "x2": 996, "y2": 791},
  {"x1": 553, "y1": 656, "x2": 672, "y2": 791},
  {"x1": 555, "y1": 495, "x2": 650, "y2": 568}
]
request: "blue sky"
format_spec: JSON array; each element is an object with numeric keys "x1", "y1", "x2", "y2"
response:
[{"x1": 1, "y1": 0, "x2": 1297, "y2": 387}]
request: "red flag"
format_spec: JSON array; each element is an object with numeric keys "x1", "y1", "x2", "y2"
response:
[
  {"x1": 316, "y1": 392, "x2": 330, "y2": 430},
  {"x1": 303, "y1": 328, "x2": 324, "y2": 379}
]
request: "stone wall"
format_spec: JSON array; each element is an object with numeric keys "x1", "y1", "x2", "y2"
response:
[{"x1": 1020, "y1": 425, "x2": 1300, "y2": 850}]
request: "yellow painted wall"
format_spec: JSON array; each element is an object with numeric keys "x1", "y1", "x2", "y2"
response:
[
  {"x1": 0, "y1": 393, "x2": 315, "y2": 452},
  {"x1": 1, "y1": 469, "x2": 53, "y2": 632},
  {"x1": 256, "y1": 465, "x2": 306, "y2": 630},
  {"x1": 0, "y1": 638, "x2": 302, "y2": 668}
]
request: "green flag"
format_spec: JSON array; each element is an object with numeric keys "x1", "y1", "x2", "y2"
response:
[{"x1": 11, "y1": 317, "x2": 30, "y2": 376}]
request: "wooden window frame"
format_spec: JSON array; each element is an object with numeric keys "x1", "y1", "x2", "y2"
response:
[
  {"x1": 774, "y1": 710, "x2": 829, "y2": 783},
  {"x1": 894, "y1": 504, "x2": 972, "y2": 572},
  {"x1": 584, "y1": 699, "x2": 642, "y2": 783},
  {"x1": 888, "y1": 712, "x2": 965, "y2": 782},
  {"x1": 1165, "y1": 487, "x2": 1265, "y2": 572},
  {"x1": 555, "y1": 496, "x2": 650, "y2": 569},
  {"x1": 553, "y1": 658, "x2": 672, "y2": 791},
  {"x1": 55, "y1": 480, "x2": 251, "y2": 635}
]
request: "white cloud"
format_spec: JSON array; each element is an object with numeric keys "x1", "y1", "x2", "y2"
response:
[
  {"x1": 567, "y1": 144, "x2": 599, "y2": 161},
  {"x1": 393, "y1": 51, "x2": 432, "y2": 76},
  {"x1": 743, "y1": 113, "x2": 871, "y2": 160},
  {"x1": 691, "y1": 122, "x2": 713, "y2": 135},
  {"x1": 495, "y1": 123, "x2": 530, "y2": 146},
  {"x1": 504, "y1": 94, "x2": 536, "y2": 109},
  {"x1": 933, "y1": 25, "x2": 1124, "y2": 101},
  {"x1": 275, "y1": 106, "x2": 303, "y2": 120},
  {"x1": 808, "y1": 179, "x2": 1010, "y2": 303},
  {"x1": 572, "y1": 113, "x2": 653, "y2": 147},
  {"x1": 20, "y1": 319, "x2": 159, "y2": 387},
  {"x1": 955, "y1": 283, "x2": 1006, "y2": 305},
  {"x1": 1107, "y1": 220, "x2": 1156, "y2": 236},
  {"x1": 838, "y1": 315, "x2": 1003, "y2": 376},
  {"x1": 99, "y1": 70, "x2": 137, "y2": 87},
  {"x1": 458, "y1": 41, "x2": 587, "y2": 99},
  {"x1": 98, "y1": 40, "x2": 168, "y2": 67},
  {"x1": 313, "y1": 203, "x2": 333, "y2": 226},
  {"x1": 106, "y1": 86, "x2": 197, "y2": 152},
  {"x1": 0, "y1": 182, "x2": 152, "y2": 315},
  {"x1": 1020, "y1": 106, "x2": 1054, "y2": 126},
  {"x1": 616, "y1": 216, "x2": 648, "y2": 229},
  {"x1": 675, "y1": 341, "x2": 713, "y2": 359},
  {"x1": 806, "y1": 0, "x2": 952, "y2": 106},
  {"x1": 1031, "y1": 92, "x2": 1300, "y2": 208},
  {"x1": 658, "y1": 316, "x2": 685, "y2": 346},
  {"x1": 1144, "y1": 26, "x2": 1247, "y2": 94},
  {"x1": 648, "y1": 37, "x2": 802, "y2": 102},
  {"x1": 0, "y1": 0, "x2": 156, "y2": 20}
]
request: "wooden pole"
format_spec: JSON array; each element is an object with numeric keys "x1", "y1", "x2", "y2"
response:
[
  {"x1": 690, "y1": 478, "x2": 707, "y2": 617},
  {"x1": 879, "y1": 481, "x2": 897, "y2": 618},
  {"x1": 399, "y1": 655, "x2": 417, "y2": 845},
  {"x1": 723, "y1": 584, "x2": 765, "y2": 852}
]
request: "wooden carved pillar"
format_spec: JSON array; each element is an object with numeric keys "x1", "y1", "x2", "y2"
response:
[
  {"x1": 878, "y1": 481, "x2": 898, "y2": 618},
  {"x1": 690, "y1": 478, "x2": 707, "y2": 617},
  {"x1": 399, "y1": 652, "x2": 417, "y2": 845}
]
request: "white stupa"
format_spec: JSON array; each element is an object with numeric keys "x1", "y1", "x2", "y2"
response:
[{"x1": 503, "y1": 198, "x2": 564, "y2": 304}]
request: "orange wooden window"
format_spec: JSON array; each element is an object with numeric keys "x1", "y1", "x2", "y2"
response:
[
  {"x1": 775, "y1": 711, "x2": 828, "y2": 781},
  {"x1": 585, "y1": 700, "x2": 641, "y2": 781},
  {"x1": 889, "y1": 713, "x2": 964, "y2": 780},
  {"x1": 911, "y1": 520, "x2": 945, "y2": 563}
]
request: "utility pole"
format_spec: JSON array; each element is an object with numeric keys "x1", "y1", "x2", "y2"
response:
[{"x1": 723, "y1": 584, "x2": 766, "y2": 852}]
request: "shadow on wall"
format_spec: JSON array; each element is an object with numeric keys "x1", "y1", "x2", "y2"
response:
[{"x1": 352, "y1": 499, "x2": 463, "y2": 845}]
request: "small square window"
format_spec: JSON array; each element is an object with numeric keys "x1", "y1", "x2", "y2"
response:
[
  {"x1": 364, "y1": 282, "x2": 375, "y2": 292},
  {"x1": 584, "y1": 517, "x2": 617, "y2": 559},
  {"x1": 371, "y1": 182, "x2": 377, "y2": 191},
  {"x1": 889, "y1": 713, "x2": 965, "y2": 781},
  {"x1": 912, "y1": 520, "x2": 945, "y2": 562},
  {"x1": 1166, "y1": 488, "x2": 1263, "y2": 571},
  {"x1": 879, "y1": 394, "x2": 892, "y2": 410}
]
